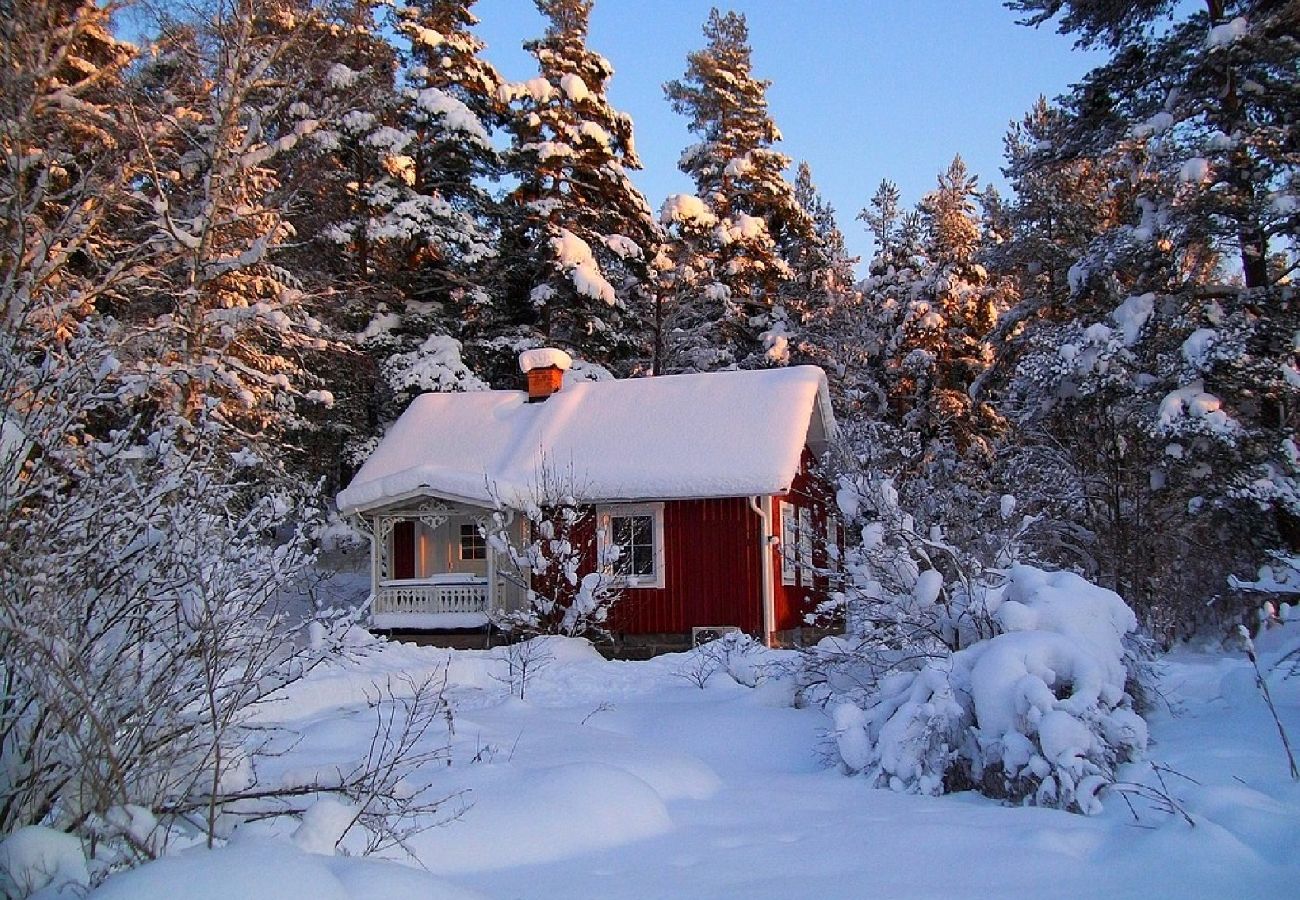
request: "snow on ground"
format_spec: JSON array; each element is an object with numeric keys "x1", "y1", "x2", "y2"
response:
[{"x1": 88, "y1": 630, "x2": 1300, "y2": 899}]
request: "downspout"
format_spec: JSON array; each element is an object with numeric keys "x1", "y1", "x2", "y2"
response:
[{"x1": 749, "y1": 495, "x2": 776, "y2": 647}]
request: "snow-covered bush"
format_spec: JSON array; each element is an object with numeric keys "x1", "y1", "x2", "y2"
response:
[
  {"x1": 674, "y1": 632, "x2": 767, "y2": 689},
  {"x1": 485, "y1": 466, "x2": 623, "y2": 639},
  {"x1": 0, "y1": 316, "x2": 449, "y2": 886},
  {"x1": 805, "y1": 467, "x2": 1148, "y2": 814},
  {"x1": 0, "y1": 407, "x2": 343, "y2": 855}
]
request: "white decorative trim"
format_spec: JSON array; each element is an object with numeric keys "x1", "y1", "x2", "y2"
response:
[
  {"x1": 377, "y1": 503, "x2": 453, "y2": 581},
  {"x1": 596, "y1": 502, "x2": 666, "y2": 589}
]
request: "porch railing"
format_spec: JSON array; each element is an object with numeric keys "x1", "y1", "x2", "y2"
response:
[{"x1": 373, "y1": 577, "x2": 489, "y2": 616}]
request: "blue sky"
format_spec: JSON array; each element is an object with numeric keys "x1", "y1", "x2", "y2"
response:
[{"x1": 473, "y1": 0, "x2": 1104, "y2": 268}]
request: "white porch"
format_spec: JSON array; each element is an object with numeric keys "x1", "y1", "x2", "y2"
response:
[
  {"x1": 372, "y1": 574, "x2": 492, "y2": 629},
  {"x1": 357, "y1": 498, "x2": 526, "y2": 630}
]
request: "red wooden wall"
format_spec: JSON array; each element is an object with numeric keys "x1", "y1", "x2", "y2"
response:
[
  {"x1": 382, "y1": 454, "x2": 835, "y2": 641},
  {"x1": 612, "y1": 497, "x2": 765, "y2": 635},
  {"x1": 769, "y1": 450, "x2": 835, "y2": 633}
]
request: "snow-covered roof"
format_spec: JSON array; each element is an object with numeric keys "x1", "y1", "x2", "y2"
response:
[{"x1": 337, "y1": 366, "x2": 836, "y2": 513}]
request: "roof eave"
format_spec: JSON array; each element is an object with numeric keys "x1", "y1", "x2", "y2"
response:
[{"x1": 339, "y1": 485, "x2": 497, "y2": 517}]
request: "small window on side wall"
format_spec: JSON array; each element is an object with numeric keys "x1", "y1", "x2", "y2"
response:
[
  {"x1": 459, "y1": 523, "x2": 486, "y2": 560},
  {"x1": 780, "y1": 501, "x2": 797, "y2": 586},
  {"x1": 798, "y1": 506, "x2": 814, "y2": 584},
  {"x1": 597, "y1": 503, "x2": 665, "y2": 588}
]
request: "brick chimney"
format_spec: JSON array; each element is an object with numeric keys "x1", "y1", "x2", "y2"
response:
[{"x1": 518, "y1": 348, "x2": 573, "y2": 402}]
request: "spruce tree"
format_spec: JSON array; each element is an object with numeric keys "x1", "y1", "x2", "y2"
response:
[
  {"x1": 661, "y1": 8, "x2": 817, "y2": 371},
  {"x1": 869, "y1": 157, "x2": 1007, "y2": 452},
  {"x1": 393, "y1": 0, "x2": 503, "y2": 312},
  {"x1": 370, "y1": 0, "x2": 502, "y2": 414},
  {"x1": 495, "y1": 0, "x2": 660, "y2": 375},
  {"x1": 851, "y1": 162, "x2": 1013, "y2": 545}
]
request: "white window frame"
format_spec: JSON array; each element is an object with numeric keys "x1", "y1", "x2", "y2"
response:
[
  {"x1": 780, "y1": 501, "x2": 797, "y2": 586},
  {"x1": 596, "y1": 502, "x2": 666, "y2": 589},
  {"x1": 458, "y1": 521, "x2": 486, "y2": 561},
  {"x1": 825, "y1": 513, "x2": 840, "y2": 571}
]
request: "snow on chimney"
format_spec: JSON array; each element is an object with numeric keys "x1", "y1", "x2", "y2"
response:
[{"x1": 518, "y1": 348, "x2": 573, "y2": 402}]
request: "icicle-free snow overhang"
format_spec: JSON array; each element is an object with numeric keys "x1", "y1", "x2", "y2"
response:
[{"x1": 336, "y1": 365, "x2": 837, "y2": 515}]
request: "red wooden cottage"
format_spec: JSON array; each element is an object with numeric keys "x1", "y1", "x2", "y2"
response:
[{"x1": 336, "y1": 349, "x2": 839, "y2": 647}]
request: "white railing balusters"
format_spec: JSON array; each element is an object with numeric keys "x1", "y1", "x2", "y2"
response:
[{"x1": 372, "y1": 578, "x2": 489, "y2": 616}]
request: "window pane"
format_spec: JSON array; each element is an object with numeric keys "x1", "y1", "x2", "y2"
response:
[
  {"x1": 632, "y1": 545, "x2": 654, "y2": 576},
  {"x1": 459, "y1": 522, "x2": 485, "y2": 560},
  {"x1": 631, "y1": 515, "x2": 651, "y2": 544},
  {"x1": 608, "y1": 513, "x2": 657, "y2": 580}
]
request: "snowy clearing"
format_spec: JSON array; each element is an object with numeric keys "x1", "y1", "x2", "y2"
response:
[{"x1": 84, "y1": 631, "x2": 1300, "y2": 899}]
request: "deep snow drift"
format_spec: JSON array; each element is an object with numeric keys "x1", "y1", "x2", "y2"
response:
[{"x1": 45, "y1": 627, "x2": 1300, "y2": 899}]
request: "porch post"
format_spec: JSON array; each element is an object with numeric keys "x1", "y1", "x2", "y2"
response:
[
  {"x1": 369, "y1": 514, "x2": 379, "y2": 603},
  {"x1": 485, "y1": 527, "x2": 497, "y2": 614}
]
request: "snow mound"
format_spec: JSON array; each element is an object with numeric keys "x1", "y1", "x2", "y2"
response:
[
  {"x1": 292, "y1": 797, "x2": 357, "y2": 855},
  {"x1": 88, "y1": 839, "x2": 482, "y2": 900},
  {"x1": 0, "y1": 826, "x2": 89, "y2": 899},
  {"x1": 413, "y1": 763, "x2": 672, "y2": 874}
]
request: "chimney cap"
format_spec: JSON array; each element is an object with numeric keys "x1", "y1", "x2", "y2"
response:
[{"x1": 518, "y1": 347, "x2": 573, "y2": 374}]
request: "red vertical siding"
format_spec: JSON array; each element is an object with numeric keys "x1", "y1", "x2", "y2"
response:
[
  {"x1": 612, "y1": 497, "x2": 764, "y2": 635},
  {"x1": 770, "y1": 449, "x2": 835, "y2": 633}
]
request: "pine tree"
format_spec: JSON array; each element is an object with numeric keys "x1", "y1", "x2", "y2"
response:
[
  {"x1": 970, "y1": 96, "x2": 1131, "y2": 400},
  {"x1": 661, "y1": 8, "x2": 817, "y2": 371},
  {"x1": 494, "y1": 0, "x2": 660, "y2": 375},
  {"x1": 996, "y1": 0, "x2": 1300, "y2": 633},
  {"x1": 1007, "y1": 0, "x2": 1296, "y2": 291}
]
